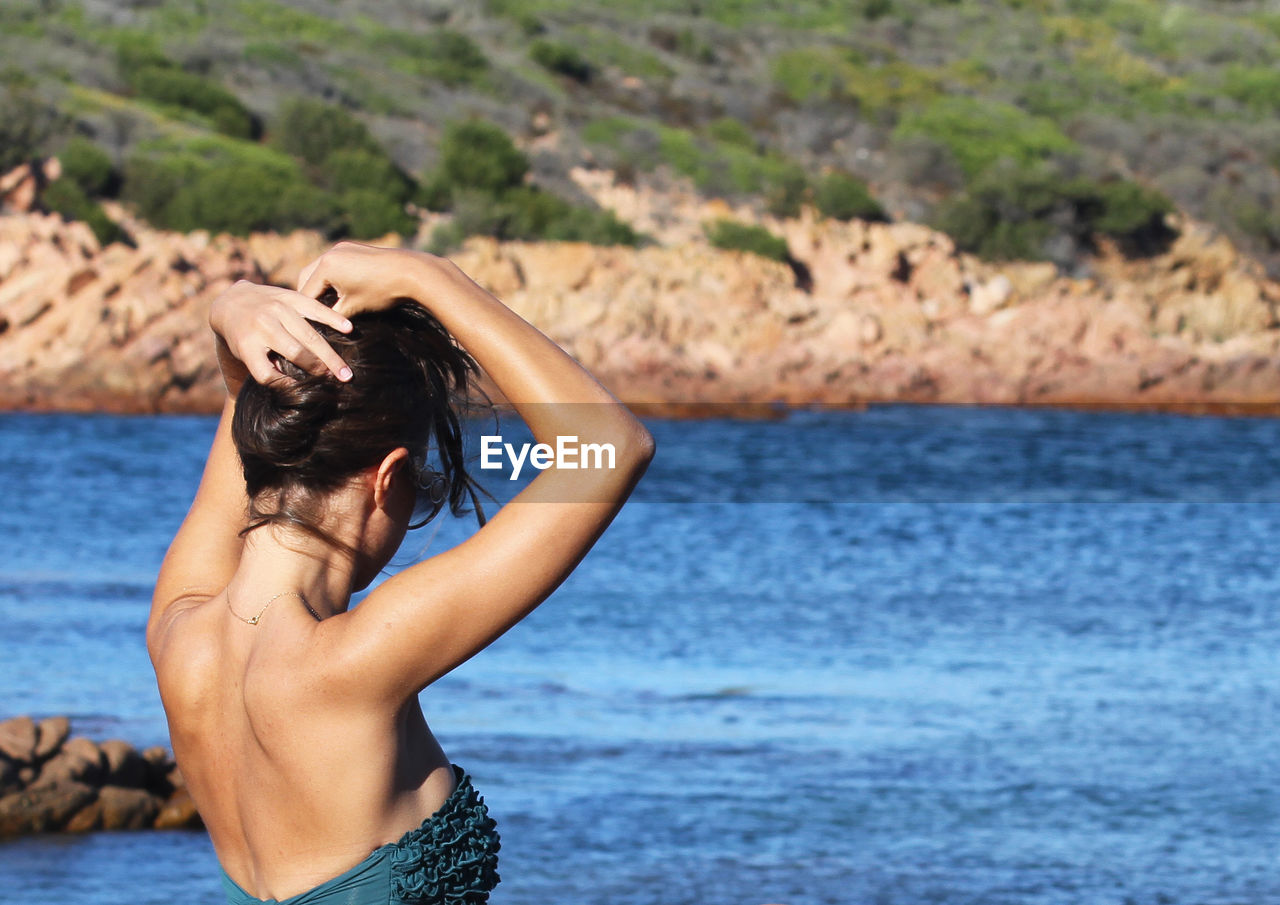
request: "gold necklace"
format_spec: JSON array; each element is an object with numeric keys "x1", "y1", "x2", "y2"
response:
[{"x1": 227, "y1": 590, "x2": 323, "y2": 625}]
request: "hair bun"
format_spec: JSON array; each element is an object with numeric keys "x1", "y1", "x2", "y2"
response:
[{"x1": 234, "y1": 360, "x2": 341, "y2": 473}]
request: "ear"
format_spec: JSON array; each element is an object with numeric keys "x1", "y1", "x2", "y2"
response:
[{"x1": 372, "y1": 447, "x2": 412, "y2": 510}]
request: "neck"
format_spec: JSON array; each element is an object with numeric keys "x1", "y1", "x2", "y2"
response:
[{"x1": 226, "y1": 524, "x2": 361, "y2": 621}]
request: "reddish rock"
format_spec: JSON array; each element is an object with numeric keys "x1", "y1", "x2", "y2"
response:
[
  {"x1": 65, "y1": 797, "x2": 104, "y2": 833},
  {"x1": 0, "y1": 780, "x2": 97, "y2": 837},
  {"x1": 0, "y1": 716, "x2": 37, "y2": 763},
  {"x1": 2, "y1": 164, "x2": 1280, "y2": 415},
  {"x1": 33, "y1": 716, "x2": 70, "y2": 762},
  {"x1": 38, "y1": 737, "x2": 106, "y2": 787},
  {"x1": 98, "y1": 786, "x2": 161, "y2": 830},
  {"x1": 154, "y1": 787, "x2": 203, "y2": 830},
  {"x1": 99, "y1": 739, "x2": 148, "y2": 789}
]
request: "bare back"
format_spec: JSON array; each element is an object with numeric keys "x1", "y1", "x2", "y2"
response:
[{"x1": 153, "y1": 593, "x2": 457, "y2": 902}]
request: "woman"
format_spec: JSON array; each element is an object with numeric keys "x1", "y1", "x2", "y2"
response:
[{"x1": 147, "y1": 242, "x2": 655, "y2": 904}]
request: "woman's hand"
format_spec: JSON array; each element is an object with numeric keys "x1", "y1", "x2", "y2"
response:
[
  {"x1": 295, "y1": 241, "x2": 448, "y2": 319},
  {"x1": 209, "y1": 280, "x2": 354, "y2": 394}
]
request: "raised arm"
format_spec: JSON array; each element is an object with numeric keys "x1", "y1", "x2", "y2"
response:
[
  {"x1": 147, "y1": 281, "x2": 354, "y2": 654},
  {"x1": 296, "y1": 243, "x2": 655, "y2": 700}
]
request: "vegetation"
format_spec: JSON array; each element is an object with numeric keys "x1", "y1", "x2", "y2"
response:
[
  {"x1": 530, "y1": 39, "x2": 594, "y2": 83},
  {"x1": 892, "y1": 97, "x2": 1077, "y2": 179},
  {"x1": 4, "y1": 0, "x2": 1280, "y2": 270},
  {"x1": 41, "y1": 178, "x2": 127, "y2": 246},
  {"x1": 934, "y1": 161, "x2": 1175, "y2": 263},
  {"x1": 115, "y1": 37, "x2": 259, "y2": 140},
  {"x1": 58, "y1": 136, "x2": 118, "y2": 197},
  {"x1": 704, "y1": 219, "x2": 790, "y2": 263},
  {"x1": 814, "y1": 171, "x2": 887, "y2": 223},
  {"x1": 0, "y1": 72, "x2": 62, "y2": 172},
  {"x1": 424, "y1": 119, "x2": 643, "y2": 251}
]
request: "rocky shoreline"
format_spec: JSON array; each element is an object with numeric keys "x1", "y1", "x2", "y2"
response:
[
  {"x1": 0, "y1": 715, "x2": 200, "y2": 838},
  {"x1": 1, "y1": 161, "x2": 1279, "y2": 417}
]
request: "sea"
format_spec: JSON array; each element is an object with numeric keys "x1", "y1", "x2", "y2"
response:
[{"x1": 0, "y1": 404, "x2": 1276, "y2": 905}]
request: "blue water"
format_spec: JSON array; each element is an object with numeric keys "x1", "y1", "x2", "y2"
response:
[{"x1": 0, "y1": 405, "x2": 1277, "y2": 904}]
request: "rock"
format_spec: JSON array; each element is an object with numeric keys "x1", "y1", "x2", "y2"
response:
[
  {"x1": 141, "y1": 745, "x2": 175, "y2": 794},
  {"x1": 0, "y1": 757, "x2": 18, "y2": 796},
  {"x1": 33, "y1": 716, "x2": 70, "y2": 762},
  {"x1": 969, "y1": 275, "x2": 1013, "y2": 316},
  {"x1": 2, "y1": 170, "x2": 1280, "y2": 414},
  {"x1": 0, "y1": 717, "x2": 37, "y2": 763},
  {"x1": 860, "y1": 313, "x2": 883, "y2": 345},
  {"x1": 154, "y1": 787, "x2": 203, "y2": 830},
  {"x1": 65, "y1": 797, "x2": 104, "y2": 833},
  {"x1": 99, "y1": 739, "x2": 148, "y2": 789},
  {"x1": 98, "y1": 786, "x2": 161, "y2": 830},
  {"x1": 0, "y1": 780, "x2": 97, "y2": 837},
  {"x1": 0, "y1": 159, "x2": 61, "y2": 213},
  {"x1": 37, "y1": 737, "x2": 106, "y2": 787}
]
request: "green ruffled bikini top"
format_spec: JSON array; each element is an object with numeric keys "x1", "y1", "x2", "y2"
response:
[{"x1": 219, "y1": 764, "x2": 500, "y2": 905}]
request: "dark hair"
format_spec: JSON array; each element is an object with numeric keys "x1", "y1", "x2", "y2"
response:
[{"x1": 231, "y1": 300, "x2": 489, "y2": 558}]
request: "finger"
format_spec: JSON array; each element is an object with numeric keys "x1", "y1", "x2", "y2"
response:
[
  {"x1": 296, "y1": 258, "x2": 321, "y2": 294},
  {"x1": 298, "y1": 261, "x2": 332, "y2": 301},
  {"x1": 266, "y1": 287, "x2": 353, "y2": 333},
  {"x1": 244, "y1": 348, "x2": 288, "y2": 388},
  {"x1": 279, "y1": 316, "x2": 353, "y2": 382}
]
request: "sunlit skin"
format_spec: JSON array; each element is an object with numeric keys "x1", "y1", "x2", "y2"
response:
[{"x1": 147, "y1": 244, "x2": 654, "y2": 900}]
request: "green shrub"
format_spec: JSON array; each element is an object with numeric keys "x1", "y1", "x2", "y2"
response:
[
  {"x1": 483, "y1": 0, "x2": 545, "y2": 35},
  {"x1": 501, "y1": 187, "x2": 640, "y2": 244},
  {"x1": 114, "y1": 33, "x2": 171, "y2": 82},
  {"x1": 58, "y1": 137, "x2": 118, "y2": 197},
  {"x1": 760, "y1": 162, "x2": 809, "y2": 219},
  {"x1": 142, "y1": 75, "x2": 250, "y2": 136},
  {"x1": 862, "y1": 0, "x2": 894, "y2": 20},
  {"x1": 160, "y1": 166, "x2": 302, "y2": 234},
  {"x1": 339, "y1": 189, "x2": 416, "y2": 239},
  {"x1": 41, "y1": 179, "x2": 128, "y2": 246},
  {"x1": 429, "y1": 186, "x2": 641, "y2": 251},
  {"x1": 646, "y1": 25, "x2": 716, "y2": 64},
  {"x1": 274, "y1": 182, "x2": 341, "y2": 234},
  {"x1": 116, "y1": 40, "x2": 258, "y2": 140},
  {"x1": 372, "y1": 28, "x2": 489, "y2": 87},
  {"x1": 0, "y1": 80, "x2": 63, "y2": 172},
  {"x1": 128, "y1": 67, "x2": 257, "y2": 139},
  {"x1": 271, "y1": 99, "x2": 382, "y2": 168},
  {"x1": 530, "y1": 39, "x2": 593, "y2": 83},
  {"x1": 704, "y1": 219, "x2": 790, "y2": 262},
  {"x1": 231, "y1": 1, "x2": 346, "y2": 45},
  {"x1": 422, "y1": 115, "x2": 640, "y2": 250},
  {"x1": 771, "y1": 48, "x2": 938, "y2": 114},
  {"x1": 933, "y1": 162, "x2": 1175, "y2": 262},
  {"x1": 583, "y1": 117, "x2": 813, "y2": 214},
  {"x1": 320, "y1": 149, "x2": 414, "y2": 202},
  {"x1": 1091, "y1": 179, "x2": 1173, "y2": 240},
  {"x1": 706, "y1": 117, "x2": 755, "y2": 150},
  {"x1": 122, "y1": 142, "x2": 335, "y2": 235},
  {"x1": 771, "y1": 48, "x2": 851, "y2": 104},
  {"x1": 566, "y1": 27, "x2": 674, "y2": 81},
  {"x1": 432, "y1": 119, "x2": 530, "y2": 203},
  {"x1": 893, "y1": 96, "x2": 1076, "y2": 178},
  {"x1": 1222, "y1": 65, "x2": 1280, "y2": 116},
  {"x1": 814, "y1": 171, "x2": 887, "y2": 222}
]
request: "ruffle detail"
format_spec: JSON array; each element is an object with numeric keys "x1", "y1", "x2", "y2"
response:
[{"x1": 386, "y1": 764, "x2": 501, "y2": 905}]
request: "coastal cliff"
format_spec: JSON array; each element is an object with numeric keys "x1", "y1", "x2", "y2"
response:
[{"x1": 2, "y1": 163, "x2": 1279, "y2": 416}]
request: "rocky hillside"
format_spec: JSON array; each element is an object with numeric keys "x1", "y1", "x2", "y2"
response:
[{"x1": 2, "y1": 160, "x2": 1278, "y2": 416}]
